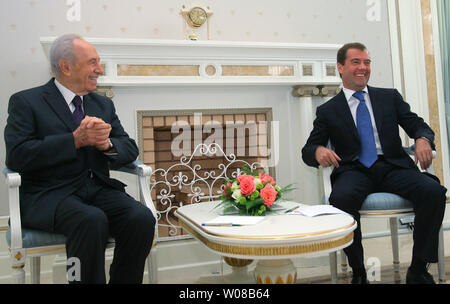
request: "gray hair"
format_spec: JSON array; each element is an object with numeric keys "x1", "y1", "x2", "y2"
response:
[{"x1": 49, "y1": 34, "x2": 82, "y2": 76}]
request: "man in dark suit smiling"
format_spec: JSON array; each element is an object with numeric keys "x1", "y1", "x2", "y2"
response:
[
  {"x1": 302, "y1": 42, "x2": 446, "y2": 284},
  {"x1": 4, "y1": 34, "x2": 155, "y2": 283}
]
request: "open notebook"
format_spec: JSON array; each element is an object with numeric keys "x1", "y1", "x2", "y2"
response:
[{"x1": 202, "y1": 216, "x2": 267, "y2": 227}]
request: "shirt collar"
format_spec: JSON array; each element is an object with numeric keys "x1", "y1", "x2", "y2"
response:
[
  {"x1": 54, "y1": 78, "x2": 83, "y2": 107},
  {"x1": 342, "y1": 86, "x2": 369, "y2": 102}
]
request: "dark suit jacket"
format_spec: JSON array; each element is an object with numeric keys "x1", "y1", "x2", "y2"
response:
[
  {"x1": 4, "y1": 78, "x2": 139, "y2": 232},
  {"x1": 301, "y1": 86, "x2": 435, "y2": 179}
]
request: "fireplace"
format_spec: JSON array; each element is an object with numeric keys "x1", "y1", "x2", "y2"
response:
[
  {"x1": 137, "y1": 109, "x2": 272, "y2": 238},
  {"x1": 40, "y1": 38, "x2": 342, "y2": 242}
]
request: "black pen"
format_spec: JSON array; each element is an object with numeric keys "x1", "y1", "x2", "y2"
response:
[
  {"x1": 284, "y1": 206, "x2": 300, "y2": 214},
  {"x1": 202, "y1": 223, "x2": 242, "y2": 227}
]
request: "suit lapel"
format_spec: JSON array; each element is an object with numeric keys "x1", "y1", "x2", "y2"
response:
[
  {"x1": 334, "y1": 90, "x2": 359, "y2": 142},
  {"x1": 367, "y1": 86, "x2": 384, "y2": 134},
  {"x1": 42, "y1": 79, "x2": 78, "y2": 131}
]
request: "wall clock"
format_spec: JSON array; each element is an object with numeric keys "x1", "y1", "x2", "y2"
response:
[
  {"x1": 180, "y1": 3, "x2": 213, "y2": 40},
  {"x1": 187, "y1": 7, "x2": 207, "y2": 28}
]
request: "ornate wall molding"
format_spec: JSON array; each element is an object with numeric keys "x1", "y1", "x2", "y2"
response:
[
  {"x1": 40, "y1": 38, "x2": 342, "y2": 87},
  {"x1": 292, "y1": 85, "x2": 341, "y2": 97}
]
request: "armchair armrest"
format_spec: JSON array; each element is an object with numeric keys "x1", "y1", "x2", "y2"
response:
[
  {"x1": 3, "y1": 168, "x2": 23, "y2": 250},
  {"x1": 403, "y1": 144, "x2": 436, "y2": 158},
  {"x1": 112, "y1": 160, "x2": 151, "y2": 177},
  {"x1": 111, "y1": 161, "x2": 157, "y2": 228}
]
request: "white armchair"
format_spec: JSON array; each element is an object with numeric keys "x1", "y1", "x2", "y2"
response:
[{"x1": 3, "y1": 160, "x2": 158, "y2": 284}]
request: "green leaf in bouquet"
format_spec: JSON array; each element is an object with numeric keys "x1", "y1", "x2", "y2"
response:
[{"x1": 245, "y1": 197, "x2": 264, "y2": 212}]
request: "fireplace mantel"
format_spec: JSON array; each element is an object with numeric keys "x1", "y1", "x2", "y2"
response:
[{"x1": 40, "y1": 37, "x2": 341, "y2": 88}]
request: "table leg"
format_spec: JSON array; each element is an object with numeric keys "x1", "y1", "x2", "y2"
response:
[
  {"x1": 222, "y1": 257, "x2": 254, "y2": 283},
  {"x1": 254, "y1": 259, "x2": 297, "y2": 284},
  {"x1": 196, "y1": 257, "x2": 254, "y2": 284}
]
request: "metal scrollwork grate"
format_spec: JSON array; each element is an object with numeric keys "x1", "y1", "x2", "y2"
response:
[{"x1": 150, "y1": 143, "x2": 265, "y2": 241}]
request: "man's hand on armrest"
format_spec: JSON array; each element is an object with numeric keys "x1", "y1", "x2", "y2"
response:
[
  {"x1": 414, "y1": 137, "x2": 433, "y2": 170},
  {"x1": 315, "y1": 146, "x2": 341, "y2": 168}
]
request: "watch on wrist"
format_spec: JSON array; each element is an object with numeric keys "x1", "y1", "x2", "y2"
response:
[{"x1": 103, "y1": 139, "x2": 114, "y2": 152}]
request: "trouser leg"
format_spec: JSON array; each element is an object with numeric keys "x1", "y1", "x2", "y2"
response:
[
  {"x1": 380, "y1": 169, "x2": 447, "y2": 263},
  {"x1": 90, "y1": 185, "x2": 156, "y2": 284},
  {"x1": 329, "y1": 169, "x2": 374, "y2": 272},
  {"x1": 53, "y1": 195, "x2": 109, "y2": 284}
]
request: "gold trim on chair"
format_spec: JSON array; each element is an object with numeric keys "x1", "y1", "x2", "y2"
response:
[{"x1": 359, "y1": 210, "x2": 414, "y2": 216}]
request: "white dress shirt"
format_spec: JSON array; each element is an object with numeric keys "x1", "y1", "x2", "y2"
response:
[{"x1": 342, "y1": 86, "x2": 384, "y2": 155}]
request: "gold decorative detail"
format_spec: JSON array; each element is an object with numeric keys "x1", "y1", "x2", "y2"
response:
[
  {"x1": 420, "y1": 0, "x2": 443, "y2": 183},
  {"x1": 179, "y1": 220, "x2": 354, "y2": 256},
  {"x1": 255, "y1": 273, "x2": 298, "y2": 284},
  {"x1": 359, "y1": 210, "x2": 414, "y2": 216},
  {"x1": 302, "y1": 64, "x2": 313, "y2": 76},
  {"x1": 187, "y1": 7, "x2": 207, "y2": 28},
  {"x1": 14, "y1": 252, "x2": 23, "y2": 261},
  {"x1": 256, "y1": 275, "x2": 262, "y2": 284},
  {"x1": 180, "y1": 3, "x2": 213, "y2": 40},
  {"x1": 292, "y1": 85, "x2": 341, "y2": 98},
  {"x1": 117, "y1": 64, "x2": 200, "y2": 76},
  {"x1": 105, "y1": 89, "x2": 114, "y2": 99},
  {"x1": 221, "y1": 65, "x2": 294, "y2": 77},
  {"x1": 205, "y1": 65, "x2": 216, "y2": 76},
  {"x1": 95, "y1": 86, "x2": 115, "y2": 99},
  {"x1": 188, "y1": 32, "x2": 199, "y2": 41},
  {"x1": 223, "y1": 257, "x2": 253, "y2": 267},
  {"x1": 12, "y1": 265, "x2": 25, "y2": 269},
  {"x1": 326, "y1": 64, "x2": 337, "y2": 76}
]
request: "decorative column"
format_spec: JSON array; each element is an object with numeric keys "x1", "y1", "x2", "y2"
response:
[
  {"x1": 420, "y1": 0, "x2": 445, "y2": 184},
  {"x1": 293, "y1": 85, "x2": 341, "y2": 203}
]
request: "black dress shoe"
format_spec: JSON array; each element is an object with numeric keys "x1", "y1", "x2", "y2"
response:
[
  {"x1": 406, "y1": 267, "x2": 436, "y2": 284},
  {"x1": 351, "y1": 273, "x2": 369, "y2": 284}
]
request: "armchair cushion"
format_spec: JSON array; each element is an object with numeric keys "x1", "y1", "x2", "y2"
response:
[
  {"x1": 6, "y1": 228, "x2": 66, "y2": 248},
  {"x1": 361, "y1": 192, "x2": 413, "y2": 211}
]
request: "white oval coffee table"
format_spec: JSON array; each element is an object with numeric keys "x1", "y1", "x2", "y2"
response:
[{"x1": 175, "y1": 200, "x2": 356, "y2": 284}]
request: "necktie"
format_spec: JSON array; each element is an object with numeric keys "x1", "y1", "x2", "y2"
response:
[
  {"x1": 353, "y1": 91, "x2": 378, "y2": 167},
  {"x1": 72, "y1": 95, "x2": 84, "y2": 126}
]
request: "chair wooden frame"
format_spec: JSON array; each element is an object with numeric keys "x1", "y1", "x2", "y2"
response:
[{"x1": 3, "y1": 160, "x2": 158, "y2": 284}]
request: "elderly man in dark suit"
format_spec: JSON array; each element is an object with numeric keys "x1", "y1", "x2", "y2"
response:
[
  {"x1": 4, "y1": 34, "x2": 155, "y2": 283},
  {"x1": 302, "y1": 42, "x2": 446, "y2": 284}
]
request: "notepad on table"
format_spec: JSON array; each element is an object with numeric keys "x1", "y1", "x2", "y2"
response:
[
  {"x1": 202, "y1": 216, "x2": 267, "y2": 227},
  {"x1": 290, "y1": 205, "x2": 346, "y2": 217}
]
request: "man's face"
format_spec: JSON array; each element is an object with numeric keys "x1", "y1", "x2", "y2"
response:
[
  {"x1": 65, "y1": 39, "x2": 103, "y2": 95},
  {"x1": 337, "y1": 48, "x2": 371, "y2": 91}
]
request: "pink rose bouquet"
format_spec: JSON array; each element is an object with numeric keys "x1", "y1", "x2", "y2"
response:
[{"x1": 220, "y1": 166, "x2": 295, "y2": 216}]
